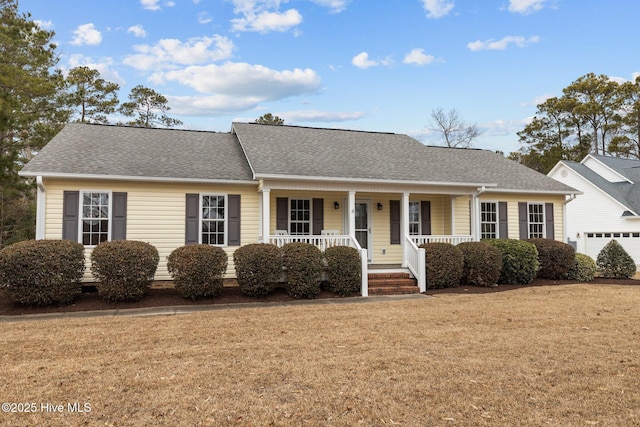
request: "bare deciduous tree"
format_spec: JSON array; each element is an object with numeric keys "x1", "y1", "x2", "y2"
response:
[{"x1": 427, "y1": 108, "x2": 481, "y2": 148}]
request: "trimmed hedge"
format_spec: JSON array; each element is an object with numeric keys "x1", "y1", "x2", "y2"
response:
[
  {"x1": 565, "y1": 253, "x2": 596, "y2": 282},
  {"x1": 324, "y1": 246, "x2": 361, "y2": 296},
  {"x1": 167, "y1": 245, "x2": 228, "y2": 300},
  {"x1": 484, "y1": 239, "x2": 539, "y2": 285},
  {"x1": 596, "y1": 240, "x2": 636, "y2": 279},
  {"x1": 420, "y1": 242, "x2": 464, "y2": 289},
  {"x1": 526, "y1": 238, "x2": 575, "y2": 280},
  {"x1": 233, "y1": 244, "x2": 282, "y2": 297},
  {"x1": 282, "y1": 242, "x2": 323, "y2": 298},
  {"x1": 458, "y1": 241, "x2": 503, "y2": 287},
  {"x1": 0, "y1": 239, "x2": 85, "y2": 306},
  {"x1": 90, "y1": 240, "x2": 159, "y2": 302}
]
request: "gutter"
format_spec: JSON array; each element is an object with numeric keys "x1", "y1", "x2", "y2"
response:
[
  {"x1": 35, "y1": 176, "x2": 46, "y2": 240},
  {"x1": 562, "y1": 193, "x2": 577, "y2": 244}
]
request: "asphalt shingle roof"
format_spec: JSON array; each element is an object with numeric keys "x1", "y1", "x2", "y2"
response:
[
  {"x1": 20, "y1": 123, "x2": 254, "y2": 182},
  {"x1": 232, "y1": 122, "x2": 576, "y2": 193}
]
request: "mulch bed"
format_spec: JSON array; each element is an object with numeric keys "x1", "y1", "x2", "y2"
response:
[{"x1": 1, "y1": 278, "x2": 639, "y2": 317}]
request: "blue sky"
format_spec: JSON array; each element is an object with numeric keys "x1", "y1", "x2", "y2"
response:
[{"x1": 21, "y1": 0, "x2": 640, "y2": 153}]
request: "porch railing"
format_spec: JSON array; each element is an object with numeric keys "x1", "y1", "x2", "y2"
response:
[
  {"x1": 404, "y1": 236, "x2": 426, "y2": 292},
  {"x1": 267, "y1": 234, "x2": 369, "y2": 297},
  {"x1": 410, "y1": 235, "x2": 474, "y2": 246}
]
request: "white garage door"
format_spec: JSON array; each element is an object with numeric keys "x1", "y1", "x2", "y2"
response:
[{"x1": 584, "y1": 232, "x2": 640, "y2": 267}]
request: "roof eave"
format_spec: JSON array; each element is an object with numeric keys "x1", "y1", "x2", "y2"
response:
[
  {"x1": 255, "y1": 173, "x2": 498, "y2": 188},
  {"x1": 485, "y1": 188, "x2": 582, "y2": 196},
  {"x1": 19, "y1": 171, "x2": 257, "y2": 185}
]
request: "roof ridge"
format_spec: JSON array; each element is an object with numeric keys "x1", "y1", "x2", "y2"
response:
[
  {"x1": 234, "y1": 121, "x2": 398, "y2": 136},
  {"x1": 69, "y1": 122, "x2": 230, "y2": 135}
]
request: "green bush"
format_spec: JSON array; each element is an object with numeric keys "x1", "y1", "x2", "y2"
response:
[
  {"x1": 233, "y1": 244, "x2": 282, "y2": 297},
  {"x1": 0, "y1": 239, "x2": 85, "y2": 306},
  {"x1": 90, "y1": 240, "x2": 159, "y2": 302},
  {"x1": 565, "y1": 253, "x2": 596, "y2": 282},
  {"x1": 458, "y1": 241, "x2": 503, "y2": 287},
  {"x1": 484, "y1": 239, "x2": 539, "y2": 285},
  {"x1": 324, "y1": 246, "x2": 361, "y2": 296},
  {"x1": 596, "y1": 240, "x2": 636, "y2": 279},
  {"x1": 419, "y1": 242, "x2": 464, "y2": 289},
  {"x1": 526, "y1": 238, "x2": 575, "y2": 280},
  {"x1": 167, "y1": 245, "x2": 228, "y2": 300},
  {"x1": 282, "y1": 242, "x2": 323, "y2": 298}
]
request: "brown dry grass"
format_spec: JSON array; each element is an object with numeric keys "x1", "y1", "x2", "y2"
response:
[{"x1": 1, "y1": 284, "x2": 639, "y2": 426}]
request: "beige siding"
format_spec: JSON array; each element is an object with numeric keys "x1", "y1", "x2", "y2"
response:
[
  {"x1": 44, "y1": 178, "x2": 260, "y2": 281},
  {"x1": 453, "y1": 196, "x2": 471, "y2": 235},
  {"x1": 481, "y1": 193, "x2": 565, "y2": 241}
]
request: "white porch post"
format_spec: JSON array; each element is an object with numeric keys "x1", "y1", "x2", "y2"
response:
[
  {"x1": 35, "y1": 176, "x2": 46, "y2": 240},
  {"x1": 348, "y1": 191, "x2": 356, "y2": 239},
  {"x1": 470, "y1": 193, "x2": 481, "y2": 241},
  {"x1": 401, "y1": 192, "x2": 410, "y2": 267},
  {"x1": 261, "y1": 188, "x2": 270, "y2": 243}
]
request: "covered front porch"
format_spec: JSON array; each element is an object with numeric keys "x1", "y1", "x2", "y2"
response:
[{"x1": 257, "y1": 180, "x2": 486, "y2": 295}]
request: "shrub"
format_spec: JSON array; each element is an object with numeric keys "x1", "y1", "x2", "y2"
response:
[
  {"x1": 90, "y1": 240, "x2": 159, "y2": 302},
  {"x1": 167, "y1": 245, "x2": 228, "y2": 300},
  {"x1": 233, "y1": 244, "x2": 282, "y2": 297},
  {"x1": 565, "y1": 253, "x2": 596, "y2": 282},
  {"x1": 596, "y1": 240, "x2": 636, "y2": 279},
  {"x1": 282, "y1": 242, "x2": 323, "y2": 298},
  {"x1": 419, "y1": 242, "x2": 464, "y2": 289},
  {"x1": 484, "y1": 239, "x2": 539, "y2": 285},
  {"x1": 324, "y1": 246, "x2": 361, "y2": 296},
  {"x1": 0, "y1": 239, "x2": 85, "y2": 306},
  {"x1": 526, "y1": 238, "x2": 575, "y2": 279},
  {"x1": 458, "y1": 242, "x2": 503, "y2": 287}
]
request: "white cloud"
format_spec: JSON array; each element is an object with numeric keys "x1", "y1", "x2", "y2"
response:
[
  {"x1": 198, "y1": 12, "x2": 213, "y2": 24},
  {"x1": 71, "y1": 23, "x2": 102, "y2": 46},
  {"x1": 123, "y1": 35, "x2": 235, "y2": 71},
  {"x1": 283, "y1": 109, "x2": 366, "y2": 122},
  {"x1": 168, "y1": 94, "x2": 264, "y2": 116},
  {"x1": 352, "y1": 52, "x2": 378, "y2": 69},
  {"x1": 127, "y1": 25, "x2": 147, "y2": 38},
  {"x1": 508, "y1": 0, "x2": 548, "y2": 14},
  {"x1": 308, "y1": 0, "x2": 350, "y2": 13},
  {"x1": 467, "y1": 35, "x2": 540, "y2": 51},
  {"x1": 140, "y1": 0, "x2": 160, "y2": 10},
  {"x1": 420, "y1": 0, "x2": 454, "y2": 19},
  {"x1": 154, "y1": 62, "x2": 321, "y2": 101},
  {"x1": 231, "y1": 8, "x2": 302, "y2": 32},
  {"x1": 66, "y1": 54, "x2": 126, "y2": 85},
  {"x1": 35, "y1": 19, "x2": 54, "y2": 30},
  {"x1": 403, "y1": 48, "x2": 435, "y2": 65}
]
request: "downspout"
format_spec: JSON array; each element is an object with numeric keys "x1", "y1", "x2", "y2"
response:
[
  {"x1": 563, "y1": 193, "x2": 577, "y2": 245},
  {"x1": 35, "y1": 176, "x2": 46, "y2": 240},
  {"x1": 471, "y1": 186, "x2": 486, "y2": 241}
]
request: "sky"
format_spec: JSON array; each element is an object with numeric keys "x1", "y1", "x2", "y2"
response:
[{"x1": 20, "y1": 0, "x2": 640, "y2": 153}]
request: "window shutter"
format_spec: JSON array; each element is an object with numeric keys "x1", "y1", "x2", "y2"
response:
[
  {"x1": 518, "y1": 202, "x2": 528, "y2": 240},
  {"x1": 228, "y1": 194, "x2": 241, "y2": 246},
  {"x1": 545, "y1": 203, "x2": 555, "y2": 240},
  {"x1": 498, "y1": 201, "x2": 508, "y2": 239},
  {"x1": 62, "y1": 191, "x2": 79, "y2": 242},
  {"x1": 112, "y1": 192, "x2": 127, "y2": 241},
  {"x1": 185, "y1": 194, "x2": 199, "y2": 245},
  {"x1": 276, "y1": 198, "x2": 288, "y2": 231},
  {"x1": 312, "y1": 198, "x2": 324, "y2": 235},
  {"x1": 421, "y1": 201, "x2": 431, "y2": 235},
  {"x1": 390, "y1": 200, "x2": 400, "y2": 244}
]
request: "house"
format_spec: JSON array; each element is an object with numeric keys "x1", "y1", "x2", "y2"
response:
[
  {"x1": 548, "y1": 154, "x2": 640, "y2": 268},
  {"x1": 20, "y1": 122, "x2": 578, "y2": 294}
]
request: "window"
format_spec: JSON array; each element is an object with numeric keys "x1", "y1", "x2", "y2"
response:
[
  {"x1": 81, "y1": 191, "x2": 110, "y2": 246},
  {"x1": 528, "y1": 203, "x2": 545, "y2": 238},
  {"x1": 290, "y1": 199, "x2": 311, "y2": 235},
  {"x1": 481, "y1": 202, "x2": 498, "y2": 239},
  {"x1": 409, "y1": 201, "x2": 420, "y2": 235},
  {"x1": 201, "y1": 194, "x2": 226, "y2": 245}
]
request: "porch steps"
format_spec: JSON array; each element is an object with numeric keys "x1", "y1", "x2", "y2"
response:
[{"x1": 367, "y1": 272, "x2": 420, "y2": 296}]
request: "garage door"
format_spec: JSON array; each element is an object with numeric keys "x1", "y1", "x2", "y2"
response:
[{"x1": 584, "y1": 232, "x2": 640, "y2": 266}]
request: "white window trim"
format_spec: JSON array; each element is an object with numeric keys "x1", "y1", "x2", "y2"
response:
[
  {"x1": 289, "y1": 198, "x2": 313, "y2": 236},
  {"x1": 528, "y1": 202, "x2": 545, "y2": 239},
  {"x1": 78, "y1": 190, "x2": 113, "y2": 247},
  {"x1": 409, "y1": 201, "x2": 421, "y2": 236},
  {"x1": 481, "y1": 201, "x2": 499, "y2": 239},
  {"x1": 199, "y1": 193, "x2": 228, "y2": 246}
]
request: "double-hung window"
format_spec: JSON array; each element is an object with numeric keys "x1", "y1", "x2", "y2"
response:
[
  {"x1": 290, "y1": 199, "x2": 311, "y2": 235},
  {"x1": 409, "y1": 201, "x2": 421, "y2": 235},
  {"x1": 201, "y1": 194, "x2": 226, "y2": 245},
  {"x1": 528, "y1": 203, "x2": 545, "y2": 238},
  {"x1": 81, "y1": 191, "x2": 111, "y2": 246},
  {"x1": 481, "y1": 202, "x2": 498, "y2": 239}
]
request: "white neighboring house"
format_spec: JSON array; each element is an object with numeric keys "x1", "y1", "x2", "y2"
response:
[{"x1": 548, "y1": 154, "x2": 640, "y2": 267}]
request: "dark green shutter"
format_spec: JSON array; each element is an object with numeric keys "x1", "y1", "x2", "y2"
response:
[
  {"x1": 62, "y1": 191, "x2": 79, "y2": 242},
  {"x1": 421, "y1": 201, "x2": 431, "y2": 235},
  {"x1": 312, "y1": 198, "x2": 324, "y2": 235},
  {"x1": 112, "y1": 192, "x2": 127, "y2": 241},
  {"x1": 545, "y1": 203, "x2": 555, "y2": 240},
  {"x1": 185, "y1": 194, "x2": 199, "y2": 245},
  {"x1": 518, "y1": 202, "x2": 528, "y2": 240},
  {"x1": 276, "y1": 198, "x2": 288, "y2": 231},
  {"x1": 390, "y1": 200, "x2": 400, "y2": 244},
  {"x1": 498, "y1": 201, "x2": 508, "y2": 239},
  {"x1": 228, "y1": 194, "x2": 241, "y2": 246}
]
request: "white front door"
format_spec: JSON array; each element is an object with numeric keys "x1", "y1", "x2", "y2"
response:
[{"x1": 355, "y1": 199, "x2": 372, "y2": 262}]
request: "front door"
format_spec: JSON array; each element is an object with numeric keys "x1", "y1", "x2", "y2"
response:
[{"x1": 355, "y1": 200, "x2": 372, "y2": 262}]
